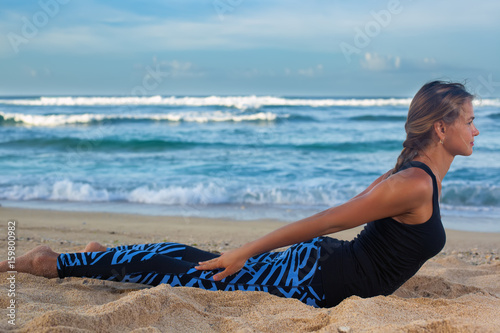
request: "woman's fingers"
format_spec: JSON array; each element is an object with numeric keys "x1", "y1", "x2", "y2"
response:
[
  {"x1": 195, "y1": 249, "x2": 248, "y2": 281},
  {"x1": 195, "y1": 259, "x2": 221, "y2": 270},
  {"x1": 195, "y1": 259, "x2": 233, "y2": 281}
]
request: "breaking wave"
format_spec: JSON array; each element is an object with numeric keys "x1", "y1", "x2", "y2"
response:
[
  {"x1": 0, "y1": 96, "x2": 414, "y2": 109},
  {"x1": 0, "y1": 111, "x2": 282, "y2": 126}
]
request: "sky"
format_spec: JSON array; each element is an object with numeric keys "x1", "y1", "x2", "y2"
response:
[{"x1": 1, "y1": 0, "x2": 499, "y2": 97}]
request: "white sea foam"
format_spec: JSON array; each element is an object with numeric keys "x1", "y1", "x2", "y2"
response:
[
  {"x1": 2, "y1": 180, "x2": 112, "y2": 202},
  {"x1": 0, "y1": 181, "x2": 346, "y2": 206},
  {"x1": 475, "y1": 99, "x2": 500, "y2": 107},
  {"x1": 128, "y1": 183, "x2": 229, "y2": 205},
  {"x1": 0, "y1": 96, "x2": 414, "y2": 109},
  {"x1": 2, "y1": 96, "x2": 498, "y2": 108},
  {"x1": 2, "y1": 180, "x2": 499, "y2": 212},
  {"x1": 0, "y1": 181, "x2": 231, "y2": 205},
  {"x1": 0, "y1": 111, "x2": 280, "y2": 126},
  {"x1": 0, "y1": 112, "x2": 109, "y2": 126}
]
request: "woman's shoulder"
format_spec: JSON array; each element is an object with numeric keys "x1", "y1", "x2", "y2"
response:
[
  {"x1": 343, "y1": 166, "x2": 434, "y2": 226},
  {"x1": 386, "y1": 166, "x2": 434, "y2": 201}
]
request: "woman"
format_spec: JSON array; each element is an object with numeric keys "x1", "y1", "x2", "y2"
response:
[{"x1": 1, "y1": 81, "x2": 479, "y2": 308}]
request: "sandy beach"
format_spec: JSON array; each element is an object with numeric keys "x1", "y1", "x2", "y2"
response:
[{"x1": 0, "y1": 207, "x2": 499, "y2": 332}]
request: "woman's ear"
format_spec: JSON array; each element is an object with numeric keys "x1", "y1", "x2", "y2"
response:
[{"x1": 433, "y1": 120, "x2": 446, "y2": 142}]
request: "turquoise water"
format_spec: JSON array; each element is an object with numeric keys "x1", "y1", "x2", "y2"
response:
[{"x1": 1, "y1": 95, "x2": 499, "y2": 231}]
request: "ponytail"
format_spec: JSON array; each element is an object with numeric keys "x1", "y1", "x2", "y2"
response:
[{"x1": 394, "y1": 146, "x2": 418, "y2": 173}]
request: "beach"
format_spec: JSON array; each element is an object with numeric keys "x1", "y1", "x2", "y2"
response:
[
  {"x1": 0, "y1": 207, "x2": 498, "y2": 332},
  {"x1": 2, "y1": 0, "x2": 500, "y2": 331}
]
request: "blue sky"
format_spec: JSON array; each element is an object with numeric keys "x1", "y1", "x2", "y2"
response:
[{"x1": 1, "y1": 0, "x2": 499, "y2": 97}]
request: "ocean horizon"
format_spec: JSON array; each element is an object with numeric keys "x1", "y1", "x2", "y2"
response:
[{"x1": 1, "y1": 95, "x2": 499, "y2": 232}]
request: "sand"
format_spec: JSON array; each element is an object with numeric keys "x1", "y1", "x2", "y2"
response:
[{"x1": 0, "y1": 207, "x2": 499, "y2": 332}]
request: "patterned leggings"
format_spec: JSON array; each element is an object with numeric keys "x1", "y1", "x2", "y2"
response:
[{"x1": 57, "y1": 238, "x2": 326, "y2": 307}]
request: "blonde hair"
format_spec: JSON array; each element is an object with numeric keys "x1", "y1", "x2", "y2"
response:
[{"x1": 393, "y1": 81, "x2": 474, "y2": 173}]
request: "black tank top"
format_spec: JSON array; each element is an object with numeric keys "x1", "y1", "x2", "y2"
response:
[{"x1": 320, "y1": 161, "x2": 446, "y2": 307}]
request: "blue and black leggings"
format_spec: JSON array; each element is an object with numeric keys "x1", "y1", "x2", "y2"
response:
[{"x1": 57, "y1": 237, "x2": 326, "y2": 307}]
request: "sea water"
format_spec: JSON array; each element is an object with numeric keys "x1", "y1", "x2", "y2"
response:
[{"x1": 1, "y1": 95, "x2": 499, "y2": 232}]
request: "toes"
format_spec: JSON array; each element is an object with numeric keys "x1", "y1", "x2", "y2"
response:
[{"x1": 83, "y1": 241, "x2": 107, "y2": 252}]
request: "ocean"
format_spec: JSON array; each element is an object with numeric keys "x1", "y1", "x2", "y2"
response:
[{"x1": 1, "y1": 95, "x2": 499, "y2": 232}]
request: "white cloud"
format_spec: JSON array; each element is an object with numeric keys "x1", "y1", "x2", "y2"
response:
[
  {"x1": 21, "y1": 65, "x2": 51, "y2": 78},
  {"x1": 134, "y1": 58, "x2": 205, "y2": 79},
  {"x1": 360, "y1": 53, "x2": 400, "y2": 71},
  {"x1": 423, "y1": 57, "x2": 437, "y2": 66},
  {"x1": 297, "y1": 64, "x2": 324, "y2": 77},
  {"x1": 160, "y1": 60, "x2": 204, "y2": 78},
  {"x1": 230, "y1": 68, "x2": 279, "y2": 79}
]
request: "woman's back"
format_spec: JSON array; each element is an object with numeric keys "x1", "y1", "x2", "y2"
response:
[{"x1": 320, "y1": 161, "x2": 445, "y2": 307}]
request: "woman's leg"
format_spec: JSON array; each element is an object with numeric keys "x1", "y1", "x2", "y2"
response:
[
  {"x1": 4, "y1": 239, "x2": 326, "y2": 307},
  {"x1": 105, "y1": 242, "x2": 219, "y2": 262},
  {"x1": 0, "y1": 241, "x2": 218, "y2": 279},
  {"x1": 58, "y1": 238, "x2": 326, "y2": 307},
  {"x1": 58, "y1": 242, "x2": 220, "y2": 285}
]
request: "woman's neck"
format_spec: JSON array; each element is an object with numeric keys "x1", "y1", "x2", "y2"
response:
[{"x1": 413, "y1": 146, "x2": 453, "y2": 185}]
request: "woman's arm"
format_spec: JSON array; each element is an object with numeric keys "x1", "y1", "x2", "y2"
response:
[{"x1": 196, "y1": 168, "x2": 432, "y2": 281}]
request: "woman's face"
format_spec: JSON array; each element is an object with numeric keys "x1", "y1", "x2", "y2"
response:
[{"x1": 444, "y1": 99, "x2": 480, "y2": 156}]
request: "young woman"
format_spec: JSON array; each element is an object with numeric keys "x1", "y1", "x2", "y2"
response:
[{"x1": 1, "y1": 81, "x2": 479, "y2": 308}]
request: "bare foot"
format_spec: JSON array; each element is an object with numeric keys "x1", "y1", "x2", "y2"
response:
[
  {"x1": 80, "y1": 241, "x2": 108, "y2": 253},
  {"x1": 0, "y1": 245, "x2": 59, "y2": 278}
]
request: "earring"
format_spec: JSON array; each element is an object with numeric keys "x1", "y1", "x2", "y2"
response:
[{"x1": 439, "y1": 139, "x2": 444, "y2": 145}]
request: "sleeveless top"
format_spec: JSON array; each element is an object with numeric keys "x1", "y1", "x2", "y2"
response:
[{"x1": 320, "y1": 161, "x2": 446, "y2": 308}]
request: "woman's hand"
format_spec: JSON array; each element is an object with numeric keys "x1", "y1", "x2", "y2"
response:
[{"x1": 195, "y1": 248, "x2": 249, "y2": 281}]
